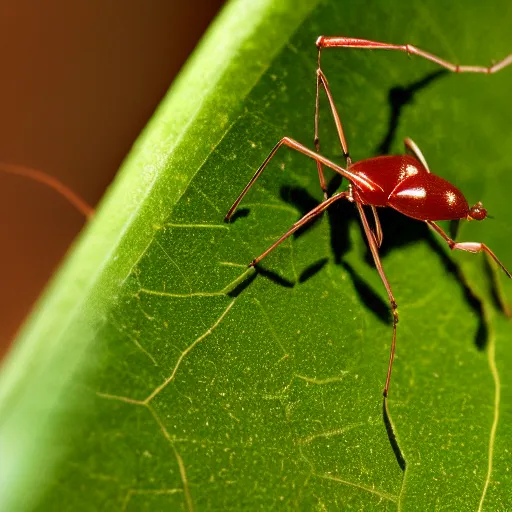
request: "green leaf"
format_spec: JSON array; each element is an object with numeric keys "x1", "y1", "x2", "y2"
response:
[{"x1": 1, "y1": 0, "x2": 512, "y2": 510}]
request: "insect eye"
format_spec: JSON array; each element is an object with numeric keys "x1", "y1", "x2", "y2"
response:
[{"x1": 469, "y1": 202, "x2": 488, "y2": 221}]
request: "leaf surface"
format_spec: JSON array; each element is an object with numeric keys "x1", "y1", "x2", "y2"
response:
[{"x1": 1, "y1": 0, "x2": 512, "y2": 510}]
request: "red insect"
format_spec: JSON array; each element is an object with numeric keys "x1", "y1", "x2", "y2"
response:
[{"x1": 225, "y1": 37, "x2": 512, "y2": 397}]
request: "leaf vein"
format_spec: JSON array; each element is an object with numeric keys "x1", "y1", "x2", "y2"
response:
[
  {"x1": 144, "y1": 300, "x2": 236, "y2": 403},
  {"x1": 314, "y1": 473, "x2": 398, "y2": 503},
  {"x1": 478, "y1": 315, "x2": 500, "y2": 511}
]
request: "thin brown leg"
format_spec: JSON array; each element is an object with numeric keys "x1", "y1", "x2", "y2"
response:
[
  {"x1": 404, "y1": 137, "x2": 431, "y2": 173},
  {"x1": 428, "y1": 221, "x2": 511, "y2": 278},
  {"x1": 355, "y1": 201, "x2": 398, "y2": 397},
  {"x1": 314, "y1": 60, "x2": 387, "y2": 245},
  {"x1": 249, "y1": 191, "x2": 350, "y2": 266},
  {"x1": 315, "y1": 68, "x2": 351, "y2": 160},
  {"x1": 314, "y1": 51, "x2": 352, "y2": 198},
  {"x1": 225, "y1": 137, "x2": 377, "y2": 221},
  {"x1": 316, "y1": 36, "x2": 512, "y2": 74},
  {"x1": 314, "y1": 58, "x2": 328, "y2": 197},
  {"x1": 370, "y1": 206, "x2": 383, "y2": 248}
]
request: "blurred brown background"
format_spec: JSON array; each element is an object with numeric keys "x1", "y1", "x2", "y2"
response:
[{"x1": 0, "y1": 0, "x2": 225, "y2": 358}]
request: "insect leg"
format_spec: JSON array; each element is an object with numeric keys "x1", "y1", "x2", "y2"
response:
[
  {"x1": 314, "y1": 62, "x2": 328, "y2": 197},
  {"x1": 355, "y1": 201, "x2": 398, "y2": 397},
  {"x1": 316, "y1": 36, "x2": 512, "y2": 74},
  {"x1": 315, "y1": 69, "x2": 351, "y2": 162},
  {"x1": 315, "y1": 61, "x2": 383, "y2": 248},
  {"x1": 315, "y1": 56, "x2": 352, "y2": 197},
  {"x1": 370, "y1": 206, "x2": 384, "y2": 248},
  {"x1": 225, "y1": 137, "x2": 376, "y2": 221},
  {"x1": 249, "y1": 191, "x2": 350, "y2": 267},
  {"x1": 404, "y1": 137, "x2": 431, "y2": 172},
  {"x1": 315, "y1": 58, "x2": 386, "y2": 246},
  {"x1": 428, "y1": 221, "x2": 511, "y2": 278}
]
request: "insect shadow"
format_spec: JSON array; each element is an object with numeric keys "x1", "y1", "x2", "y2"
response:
[{"x1": 376, "y1": 69, "x2": 448, "y2": 155}]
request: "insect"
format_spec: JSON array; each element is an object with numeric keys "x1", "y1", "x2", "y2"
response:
[{"x1": 225, "y1": 36, "x2": 512, "y2": 397}]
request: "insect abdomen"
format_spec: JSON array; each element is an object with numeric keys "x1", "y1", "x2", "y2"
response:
[{"x1": 388, "y1": 174, "x2": 469, "y2": 221}]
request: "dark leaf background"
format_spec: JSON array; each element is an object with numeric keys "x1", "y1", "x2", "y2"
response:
[{"x1": 0, "y1": 0, "x2": 511, "y2": 510}]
